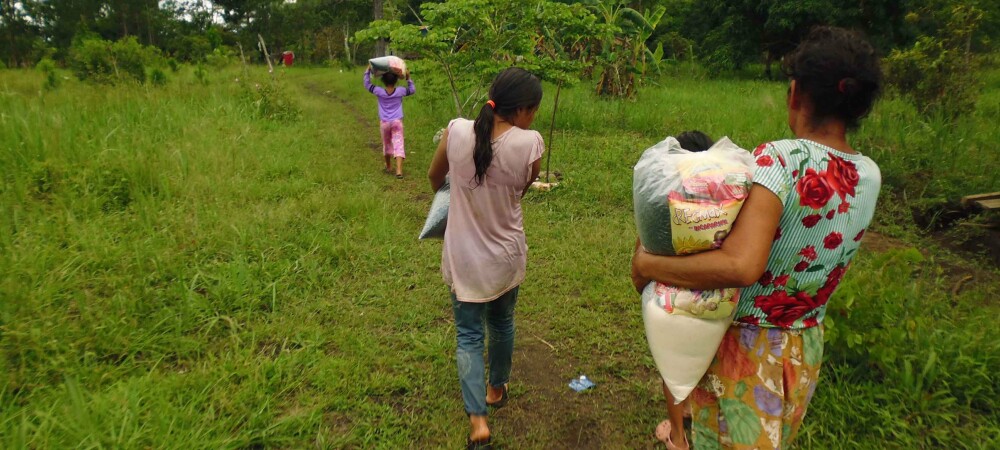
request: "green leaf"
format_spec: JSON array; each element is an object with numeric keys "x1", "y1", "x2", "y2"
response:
[
  {"x1": 805, "y1": 264, "x2": 826, "y2": 273},
  {"x1": 734, "y1": 381, "x2": 748, "y2": 398},
  {"x1": 719, "y1": 399, "x2": 763, "y2": 445},
  {"x1": 803, "y1": 327, "x2": 824, "y2": 365}
]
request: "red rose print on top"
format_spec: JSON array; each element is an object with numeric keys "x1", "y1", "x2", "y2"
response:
[
  {"x1": 815, "y1": 264, "x2": 848, "y2": 304},
  {"x1": 799, "y1": 245, "x2": 818, "y2": 261},
  {"x1": 826, "y1": 154, "x2": 860, "y2": 200},
  {"x1": 753, "y1": 144, "x2": 767, "y2": 156},
  {"x1": 754, "y1": 290, "x2": 819, "y2": 328},
  {"x1": 824, "y1": 232, "x2": 844, "y2": 250},
  {"x1": 796, "y1": 168, "x2": 835, "y2": 210},
  {"x1": 757, "y1": 155, "x2": 774, "y2": 167},
  {"x1": 802, "y1": 214, "x2": 822, "y2": 228}
]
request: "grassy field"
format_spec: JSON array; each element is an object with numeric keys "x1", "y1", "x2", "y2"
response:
[{"x1": 1, "y1": 64, "x2": 998, "y2": 448}]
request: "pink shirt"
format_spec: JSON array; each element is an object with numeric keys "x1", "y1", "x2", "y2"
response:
[{"x1": 442, "y1": 118, "x2": 544, "y2": 302}]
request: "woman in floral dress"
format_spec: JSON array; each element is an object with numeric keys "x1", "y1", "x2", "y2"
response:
[{"x1": 632, "y1": 26, "x2": 883, "y2": 449}]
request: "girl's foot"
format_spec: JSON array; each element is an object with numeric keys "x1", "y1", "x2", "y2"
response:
[
  {"x1": 383, "y1": 167, "x2": 392, "y2": 175},
  {"x1": 468, "y1": 415, "x2": 491, "y2": 449},
  {"x1": 486, "y1": 384, "x2": 508, "y2": 408},
  {"x1": 654, "y1": 420, "x2": 689, "y2": 450},
  {"x1": 396, "y1": 173, "x2": 404, "y2": 179}
]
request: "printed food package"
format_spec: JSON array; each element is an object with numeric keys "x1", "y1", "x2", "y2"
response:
[
  {"x1": 633, "y1": 136, "x2": 753, "y2": 403},
  {"x1": 368, "y1": 56, "x2": 407, "y2": 77},
  {"x1": 633, "y1": 136, "x2": 753, "y2": 255},
  {"x1": 418, "y1": 177, "x2": 449, "y2": 240}
]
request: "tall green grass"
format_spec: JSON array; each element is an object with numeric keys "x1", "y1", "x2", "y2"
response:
[{"x1": 0, "y1": 65, "x2": 997, "y2": 448}]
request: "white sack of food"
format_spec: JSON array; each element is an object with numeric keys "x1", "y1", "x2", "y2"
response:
[
  {"x1": 368, "y1": 56, "x2": 407, "y2": 77},
  {"x1": 418, "y1": 177, "x2": 449, "y2": 240},
  {"x1": 641, "y1": 281, "x2": 739, "y2": 403},
  {"x1": 633, "y1": 136, "x2": 753, "y2": 403}
]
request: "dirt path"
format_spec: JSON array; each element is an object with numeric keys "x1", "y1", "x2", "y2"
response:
[{"x1": 303, "y1": 79, "x2": 652, "y2": 448}]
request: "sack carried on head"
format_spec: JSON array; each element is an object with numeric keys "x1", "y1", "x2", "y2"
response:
[{"x1": 369, "y1": 56, "x2": 407, "y2": 77}]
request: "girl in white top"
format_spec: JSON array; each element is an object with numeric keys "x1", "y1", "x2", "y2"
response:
[{"x1": 428, "y1": 67, "x2": 543, "y2": 450}]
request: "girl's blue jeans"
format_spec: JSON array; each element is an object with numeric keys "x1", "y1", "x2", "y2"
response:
[{"x1": 451, "y1": 286, "x2": 518, "y2": 416}]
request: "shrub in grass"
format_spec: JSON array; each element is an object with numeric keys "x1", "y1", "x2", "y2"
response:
[
  {"x1": 241, "y1": 78, "x2": 300, "y2": 122},
  {"x1": 36, "y1": 58, "x2": 60, "y2": 90},
  {"x1": 69, "y1": 36, "x2": 162, "y2": 85},
  {"x1": 823, "y1": 248, "x2": 1000, "y2": 446},
  {"x1": 194, "y1": 63, "x2": 208, "y2": 85},
  {"x1": 884, "y1": 5, "x2": 985, "y2": 118},
  {"x1": 149, "y1": 67, "x2": 168, "y2": 86}
]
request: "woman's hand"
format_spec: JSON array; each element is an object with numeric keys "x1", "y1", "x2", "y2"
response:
[
  {"x1": 631, "y1": 238, "x2": 652, "y2": 293},
  {"x1": 428, "y1": 128, "x2": 450, "y2": 192}
]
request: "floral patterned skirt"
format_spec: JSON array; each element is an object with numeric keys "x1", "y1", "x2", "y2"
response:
[{"x1": 689, "y1": 322, "x2": 824, "y2": 449}]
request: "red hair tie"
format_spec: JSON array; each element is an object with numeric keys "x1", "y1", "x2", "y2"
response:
[
  {"x1": 486, "y1": 100, "x2": 496, "y2": 109},
  {"x1": 837, "y1": 79, "x2": 848, "y2": 93}
]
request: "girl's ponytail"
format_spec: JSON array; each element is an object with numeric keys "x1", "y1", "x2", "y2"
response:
[
  {"x1": 470, "y1": 68, "x2": 543, "y2": 187},
  {"x1": 472, "y1": 102, "x2": 495, "y2": 186}
]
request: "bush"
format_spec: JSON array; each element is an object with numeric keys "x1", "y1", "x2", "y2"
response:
[
  {"x1": 205, "y1": 47, "x2": 235, "y2": 68},
  {"x1": 69, "y1": 36, "x2": 162, "y2": 85},
  {"x1": 36, "y1": 58, "x2": 60, "y2": 90},
  {"x1": 823, "y1": 247, "x2": 1000, "y2": 447},
  {"x1": 884, "y1": 37, "x2": 980, "y2": 118},
  {"x1": 149, "y1": 68, "x2": 167, "y2": 86},
  {"x1": 240, "y1": 78, "x2": 300, "y2": 122},
  {"x1": 193, "y1": 63, "x2": 208, "y2": 85},
  {"x1": 883, "y1": 5, "x2": 985, "y2": 118}
]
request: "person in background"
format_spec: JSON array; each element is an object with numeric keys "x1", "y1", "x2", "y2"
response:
[
  {"x1": 364, "y1": 66, "x2": 415, "y2": 178},
  {"x1": 427, "y1": 67, "x2": 544, "y2": 450},
  {"x1": 632, "y1": 26, "x2": 883, "y2": 449}
]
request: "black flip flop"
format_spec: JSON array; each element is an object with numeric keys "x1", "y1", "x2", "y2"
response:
[
  {"x1": 486, "y1": 384, "x2": 508, "y2": 409},
  {"x1": 396, "y1": 174, "x2": 404, "y2": 179},
  {"x1": 466, "y1": 436, "x2": 492, "y2": 450}
]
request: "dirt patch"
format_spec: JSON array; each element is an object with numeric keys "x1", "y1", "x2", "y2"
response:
[
  {"x1": 492, "y1": 339, "x2": 607, "y2": 449},
  {"x1": 859, "y1": 230, "x2": 904, "y2": 254}
]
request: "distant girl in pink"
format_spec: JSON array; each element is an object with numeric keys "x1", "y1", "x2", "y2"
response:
[{"x1": 363, "y1": 65, "x2": 415, "y2": 178}]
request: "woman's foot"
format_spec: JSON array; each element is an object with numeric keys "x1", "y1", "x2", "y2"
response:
[{"x1": 654, "y1": 420, "x2": 689, "y2": 450}]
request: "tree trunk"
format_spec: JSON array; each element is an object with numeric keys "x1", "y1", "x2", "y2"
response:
[
  {"x1": 343, "y1": 24, "x2": 353, "y2": 64},
  {"x1": 764, "y1": 50, "x2": 773, "y2": 79},
  {"x1": 373, "y1": 0, "x2": 386, "y2": 57},
  {"x1": 545, "y1": 82, "x2": 562, "y2": 183}
]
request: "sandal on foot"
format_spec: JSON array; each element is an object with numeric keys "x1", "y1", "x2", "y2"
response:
[
  {"x1": 486, "y1": 384, "x2": 508, "y2": 409},
  {"x1": 395, "y1": 173, "x2": 404, "y2": 179},
  {"x1": 466, "y1": 436, "x2": 492, "y2": 450},
  {"x1": 654, "y1": 420, "x2": 689, "y2": 450}
]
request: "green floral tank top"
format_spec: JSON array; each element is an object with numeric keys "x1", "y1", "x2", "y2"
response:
[{"x1": 734, "y1": 139, "x2": 881, "y2": 329}]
